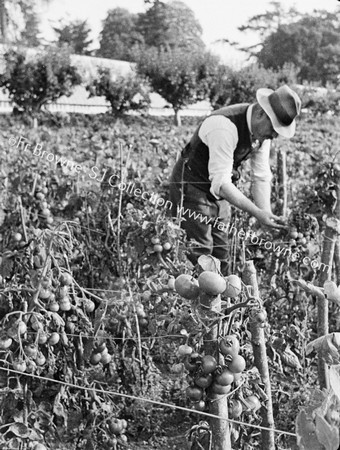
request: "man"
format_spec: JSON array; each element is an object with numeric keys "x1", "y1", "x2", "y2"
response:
[{"x1": 169, "y1": 85, "x2": 302, "y2": 273}]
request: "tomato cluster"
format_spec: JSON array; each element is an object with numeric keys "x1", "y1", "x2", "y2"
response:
[{"x1": 177, "y1": 335, "x2": 260, "y2": 418}]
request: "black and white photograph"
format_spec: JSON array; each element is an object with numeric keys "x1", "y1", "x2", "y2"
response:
[{"x1": 0, "y1": 1, "x2": 339, "y2": 449}]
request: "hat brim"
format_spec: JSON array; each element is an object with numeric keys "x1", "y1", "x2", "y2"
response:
[{"x1": 256, "y1": 88, "x2": 296, "y2": 138}]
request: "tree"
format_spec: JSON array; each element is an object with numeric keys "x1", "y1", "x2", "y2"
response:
[
  {"x1": 137, "y1": 47, "x2": 218, "y2": 125},
  {"x1": 236, "y1": 1, "x2": 300, "y2": 55},
  {"x1": 15, "y1": 2, "x2": 41, "y2": 47},
  {"x1": 53, "y1": 20, "x2": 93, "y2": 55},
  {"x1": 257, "y1": 11, "x2": 340, "y2": 85},
  {"x1": 208, "y1": 63, "x2": 297, "y2": 109},
  {"x1": 0, "y1": 0, "x2": 50, "y2": 45},
  {"x1": 97, "y1": 8, "x2": 143, "y2": 61},
  {"x1": 0, "y1": 46, "x2": 81, "y2": 124},
  {"x1": 136, "y1": 0, "x2": 204, "y2": 51},
  {"x1": 86, "y1": 69, "x2": 150, "y2": 116}
]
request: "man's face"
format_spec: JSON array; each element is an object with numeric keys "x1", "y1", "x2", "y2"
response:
[{"x1": 252, "y1": 110, "x2": 278, "y2": 144}]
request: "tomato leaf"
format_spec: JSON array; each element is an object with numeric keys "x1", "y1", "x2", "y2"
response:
[
  {"x1": 296, "y1": 410, "x2": 323, "y2": 450},
  {"x1": 197, "y1": 255, "x2": 221, "y2": 273},
  {"x1": 315, "y1": 411, "x2": 339, "y2": 450},
  {"x1": 324, "y1": 281, "x2": 340, "y2": 305},
  {"x1": 329, "y1": 365, "x2": 340, "y2": 402}
]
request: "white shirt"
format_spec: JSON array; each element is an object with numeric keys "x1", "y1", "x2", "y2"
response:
[{"x1": 198, "y1": 105, "x2": 272, "y2": 199}]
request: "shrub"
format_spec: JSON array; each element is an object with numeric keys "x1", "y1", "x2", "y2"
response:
[
  {"x1": 209, "y1": 62, "x2": 298, "y2": 109},
  {"x1": 0, "y1": 46, "x2": 81, "y2": 120},
  {"x1": 87, "y1": 68, "x2": 150, "y2": 116}
]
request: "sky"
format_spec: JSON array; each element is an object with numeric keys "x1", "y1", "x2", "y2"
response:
[{"x1": 38, "y1": 0, "x2": 339, "y2": 66}]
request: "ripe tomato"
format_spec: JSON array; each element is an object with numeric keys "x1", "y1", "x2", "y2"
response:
[
  {"x1": 211, "y1": 383, "x2": 231, "y2": 395},
  {"x1": 24, "y1": 344, "x2": 38, "y2": 358},
  {"x1": 33, "y1": 444, "x2": 47, "y2": 450},
  {"x1": 0, "y1": 336, "x2": 12, "y2": 350},
  {"x1": 120, "y1": 419, "x2": 128, "y2": 429},
  {"x1": 289, "y1": 229, "x2": 298, "y2": 239},
  {"x1": 153, "y1": 243, "x2": 163, "y2": 253},
  {"x1": 59, "y1": 273, "x2": 73, "y2": 286},
  {"x1": 163, "y1": 242, "x2": 172, "y2": 251},
  {"x1": 214, "y1": 368, "x2": 234, "y2": 386},
  {"x1": 95, "y1": 342, "x2": 107, "y2": 353},
  {"x1": 13, "y1": 358, "x2": 27, "y2": 373},
  {"x1": 186, "y1": 386, "x2": 203, "y2": 401},
  {"x1": 101, "y1": 353, "x2": 112, "y2": 365},
  {"x1": 17, "y1": 321, "x2": 27, "y2": 335},
  {"x1": 37, "y1": 331, "x2": 47, "y2": 345},
  {"x1": 228, "y1": 399, "x2": 243, "y2": 418},
  {"x1": 201, "y1": 355, "x2": 217, "y2": 375},
  {"x1": 184, "y1": 355, "x2": 199, "y2": 372},
  {"x1": 255, "y1": 309, "x2": 267, "y2": 322},
  {"x1": 198, "y1": 271, "x2": 226, "y2": 296},
  {"x1": 108, "y1": 418, "x2": 124, "y2": 434},
  {"x1": 135, "y1": 306, "x2": 146, "y2": 318},
  {"x1": 59, "y1": 298, "x2": 72, "y2": 311},
  {"x1": 39, "y1": 288, "x2": 51, "y2": 300},
  {"x1": 175, "y1": 274, "x2": 200, "y2": 300},
  {"x1": 219, "y1": 335, "x2": 240, "y2": 357},
  {"x1": 228, "y1": 355, "x2": 246, "y2": 374},
  {"x1": 48, "y1": 301, "x2": 59, "y2": 312},
  {"x1": 90, "y1": 352, "x2": 102, "y2": 365},
  {"x1": 36, "y1": 192, "x2": 45, "y2": 200},
  {"x1": 192, "y1": 400, "x2": 206, "y2": 411},
  {"x1": 245, "y1": 395, "x2": 261, "y2": 411},
  {"x1": 223, "y1": 275, "x2": 242, "y2": 298},
  {"x1": 84, "y1": 299, "x2": 95, "y2": 313},
  {"x1": 35, "y1": 351, "x2": 46, "y2": 366},
  {"x1": 13, "y1": 232, "x2": 22, "y2": 242},
  {"x1": 48, "y1": 332, "x2": 60, "y2": 345},
  {"x1": 58, "y1": 286, "x2": 69, "y2": 299},
  {"x1": 167, "y1": 277, "x2": 175, "y2": 290},
  {"x1": 177, "y1": 344, "x2": 193, "y2": 357},
  {"x1": 194, "y1": 373, "x2": 213, "y2": 388}
]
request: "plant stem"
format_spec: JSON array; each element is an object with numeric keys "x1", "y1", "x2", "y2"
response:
[{"x1": 242, "y1": 260, "x2": 275, "y2": 450}]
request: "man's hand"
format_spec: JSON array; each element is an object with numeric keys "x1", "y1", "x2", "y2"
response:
[{"x1": 255, "y1": 210, "x2": 288, "y2": 229}]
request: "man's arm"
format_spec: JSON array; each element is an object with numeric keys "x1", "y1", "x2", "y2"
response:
[
  {"x1": 250, "y1": 140, "x2": 272, "y2": 212},
  {"x1": 219, "y1": 182, "x2": 285, "y2": 228}
]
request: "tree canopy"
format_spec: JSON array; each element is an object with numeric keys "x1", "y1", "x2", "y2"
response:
[
  {"x1": 98, "y1": 1, "x2": 204, "y2": 62},
  {"x1": 136, "y1": 0, "x2": 204, "y2": 50},
  {"x1": 137, "y1": 47, "x2": 217, "y2": 125},
  {"x1": 53, "y1": 20, "x2": 93, "y2": 55},
  {"x1": 231, "y1": 3, "x2": 340, "y2": 86},
  {"x1": 97, "y1": 8, "x2": 143, "y2": 61}
]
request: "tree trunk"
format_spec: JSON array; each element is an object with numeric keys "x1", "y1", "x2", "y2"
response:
[
  {"x1": 277, "y1": 149, "x2": 287, "y2": 217},
  {"x1": 174, "y1": 108, "x2": 182, "y2": 126},
  {"x1": 242, "y1": 261, "x2": 275, "y2": 450}
]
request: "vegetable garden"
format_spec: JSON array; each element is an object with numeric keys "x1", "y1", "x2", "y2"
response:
[{"x1": 0, "y1": 110, "x2": 340, "y2": 450}]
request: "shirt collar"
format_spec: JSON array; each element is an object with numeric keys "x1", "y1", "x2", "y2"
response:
[{"x1": 246, "y1": 104, "x2": 253, "y2": 134}]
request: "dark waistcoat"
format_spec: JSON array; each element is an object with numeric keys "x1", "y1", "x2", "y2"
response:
[{"x1": 181, "y1": 104, "x2": 253, "y2": 199}]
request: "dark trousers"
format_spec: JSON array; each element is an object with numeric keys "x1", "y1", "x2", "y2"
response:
[{"x1": 169, "y1": 157, "x2": 231, "y2": 275}]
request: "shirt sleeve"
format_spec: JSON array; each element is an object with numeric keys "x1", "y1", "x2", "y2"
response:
[
  {"x1": 250, "y1": 139, "x2": 272, "y2": 183},
  {"x1": 198, "y1": 115, "x2": 238, "y2": 199}
]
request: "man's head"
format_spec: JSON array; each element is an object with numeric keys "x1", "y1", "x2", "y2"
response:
[
  {"x1": 251, "y1": 103, "x2": 278, "y2": 143},
  {"x1": 255, "y1": 85, "x2": 302, "y2": 139}
]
